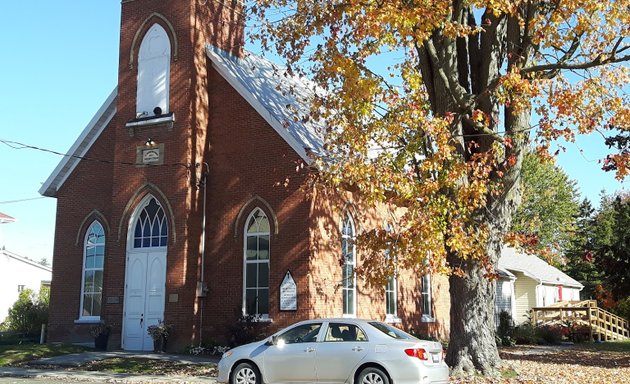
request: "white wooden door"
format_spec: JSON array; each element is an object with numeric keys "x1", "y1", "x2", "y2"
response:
[{"x1": 123, "y1": 250, "x2": 166, "y2": 351}]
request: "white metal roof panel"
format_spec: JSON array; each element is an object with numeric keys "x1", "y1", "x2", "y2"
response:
[
  {"x1": 498, "y1": 246, "x2": 583, "y2": 288},
  {"x1": 206, "y1": 46, "x2": 325, "y2": 164}
]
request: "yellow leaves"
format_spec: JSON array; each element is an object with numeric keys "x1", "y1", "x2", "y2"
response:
[
  {"x1": 497, "y1": 68, "x2": 540, "y2": 113},
  {"x1": 253, "y1": 0, "x2": 629, "y2": 285}
]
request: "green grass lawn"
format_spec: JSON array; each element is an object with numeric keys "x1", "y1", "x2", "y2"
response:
[
  {"x1": 0, "y1": 343, "x2": 91, "y2": 366},
  {"x1": 577, "y1": 340, "x2": 630, "y2": 353},
  {"x1": 80, "y1": 357, "x2": 217, "y2": 376}
]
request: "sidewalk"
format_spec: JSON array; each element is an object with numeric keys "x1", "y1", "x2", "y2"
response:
[{"x1": 0, "y1": 351, "x2": 220, "y2": 383}]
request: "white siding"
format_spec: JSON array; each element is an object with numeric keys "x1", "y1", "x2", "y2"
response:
[
  {"x1": 564, "y1": 286, "x2": 581, "y2": 301},
  {"x1": 0, "y1": 252, "x2": 51, "y2": 321},
  {"x1": 513, "y1": 272, "x2": 538, "y2": 325}
]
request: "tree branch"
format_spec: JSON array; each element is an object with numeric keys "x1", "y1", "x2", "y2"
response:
[{"x1": 524, "y1": 52, "x2": 630, "y2": 77}]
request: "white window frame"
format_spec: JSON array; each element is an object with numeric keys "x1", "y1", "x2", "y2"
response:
[
  {"x1": 242, "y1": 208, "x2": 270, "y2": 319},
  {"x1": 79, "y1": 220, "x2": 105, "y2": 321},
  {"x1": 132, "y1": 197, "x2": 168, "y2": 249},
  {"x1": 384, "y1": 224, "x2": 400, "y2": 323},
  {"x1": 341, "y1": 213, "x2": 357, "y2": 317},
  {"x1": 421, "y1": 272, "x2": 434, "y2": 322}
]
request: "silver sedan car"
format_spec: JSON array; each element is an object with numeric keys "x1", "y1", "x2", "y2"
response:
[{"x1": 218, "y1": 318, "x2": 449, "y2": 384}]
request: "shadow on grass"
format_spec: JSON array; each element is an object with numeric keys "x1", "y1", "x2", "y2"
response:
[
  {"x1": 500, "y1": 343, "x2": 630, "y2": 369},
  {"x1": 75, "y1": 358, "x2": 217, "y2": 376},
  {"x1": 0, "y1": 343, "x2": 92, "y2": 366}
]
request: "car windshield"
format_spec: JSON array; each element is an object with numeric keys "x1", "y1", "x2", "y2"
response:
[{"x1": 368, "y1": 322, "x2": 418, "y2": 340}]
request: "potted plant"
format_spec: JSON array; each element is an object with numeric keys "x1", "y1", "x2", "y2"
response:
[
  {"x1": 147, "y1": 320, "x2": 172, "y2": 352},
  {"x1": 90, "y1": 323, "x2": 111, "y2": 351}
]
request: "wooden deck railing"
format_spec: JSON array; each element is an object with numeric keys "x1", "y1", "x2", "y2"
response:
[{"x1": 531, "y1": 300, "x2": 629, "y2": 341}]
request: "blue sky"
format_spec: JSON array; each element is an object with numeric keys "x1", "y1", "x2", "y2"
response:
[{"x1": 0, "y1": 2, "x2": 626, "y2": 263}]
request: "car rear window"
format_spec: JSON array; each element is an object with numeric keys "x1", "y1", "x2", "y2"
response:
[{"x1": 368, "y1": 322, "x2": 418, "y2": 340}]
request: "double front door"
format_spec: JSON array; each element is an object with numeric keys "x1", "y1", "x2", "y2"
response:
[{"x1": 123, "y1": 250, "x2": 166, "y2": 351}]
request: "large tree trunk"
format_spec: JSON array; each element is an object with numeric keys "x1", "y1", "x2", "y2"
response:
[
  {"x1": 446, "y1": 233, "x2": 502, "y2": 376},
  {"x1": 445, "y1": 108, "x2": 526, "y2": 376}
]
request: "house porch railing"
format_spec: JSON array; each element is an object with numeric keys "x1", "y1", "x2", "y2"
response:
[{"x1": 531, "y1": 300, "x2": 629, "y2": 341}]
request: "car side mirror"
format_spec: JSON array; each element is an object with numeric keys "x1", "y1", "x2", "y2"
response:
[{"x1": 266, "y1": 335, "x2": 278, "y2": 346}]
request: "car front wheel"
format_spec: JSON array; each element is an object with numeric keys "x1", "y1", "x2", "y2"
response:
[
  {"x1": 357, "y1": 367, "x2": 390, "y2": 384},
  {"x1": 230, "y1": 362, "x2": 260, "y2": 384}
]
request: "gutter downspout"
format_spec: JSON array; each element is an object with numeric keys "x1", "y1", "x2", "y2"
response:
[{"x1": 197, "y1": 162, "x2": 209, "y2": 346}]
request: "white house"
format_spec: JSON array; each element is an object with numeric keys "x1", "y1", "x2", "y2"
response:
[
  {"x1": 0, "y1": 249, "x2": 52, "y2": 322},
  {"x1": 0, "y1": 212, "x2": 16, "y2": 248},
  {"x1": 496, "y1": 247, "x2": 583, "y2": 325}
]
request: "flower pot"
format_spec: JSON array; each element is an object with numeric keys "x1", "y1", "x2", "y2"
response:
[
  {"x1": 94, "y1": 333, "x2": 109, "y2": 351},
  {"x1": 153, "y1": 335, "x2": 167, "y2": 353}
]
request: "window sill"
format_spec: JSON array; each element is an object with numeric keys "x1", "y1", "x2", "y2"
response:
[
  {"x1": 126, "y1": 113, "x2": 175, "y2": 134},
  {"x1": 242, "y1": 315, "x2": 273, "y2": 323},
  {"x1": 342, "y1": 314, "x2": 357, "y2": 319},
  {"x1": 421, "y1": 315, "x2": 435, "y2": 323},
  {"x1": 385, "y1": 315, "x2": 402, "y2": 324},
  {"x1": 74, "y1": 318, "x2": 102, "y2": 325}
]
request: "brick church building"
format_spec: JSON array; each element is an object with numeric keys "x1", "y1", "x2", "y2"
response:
[{"x1": 40, "y1": 0, "x2": 449, "y2": 351}]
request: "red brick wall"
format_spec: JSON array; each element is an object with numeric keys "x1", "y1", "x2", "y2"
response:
[
  {"x1": 306, "y1": 190, "x2": 451, "y2": 341},
  {"x1": 47, "y1": 125, "x2": 116, "y2": 344},
  {"x1": 48, "y1": 0, "x2": 246, "y2": 350}
]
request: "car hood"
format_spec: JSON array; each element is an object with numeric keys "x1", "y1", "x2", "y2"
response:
[{"x1": 227, "y1": 339, "x2": 270, "y2": 356}]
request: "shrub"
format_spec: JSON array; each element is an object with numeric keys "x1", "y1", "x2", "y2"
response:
[
  {"x1": 536, "y1": 325, "x2": 563, "y2": 344},
  {"x1": 611, "y1": 296, "x2": 630, "y2": 323},
  {"x1": 512, "y1": 322, "x2": 538, "y2": 345},
  {"x1": 496, "y1": 311, "x2": 516, "y2": 346},
  {"x1": 3, "y1": 288, "x2": 49, "y2": 337},
  {"x1": 186, "y1": 341, "x2": 230, "y2": 356},
  {"x1": 225, "y1": 308, "x2": 270, "y2": 347}
]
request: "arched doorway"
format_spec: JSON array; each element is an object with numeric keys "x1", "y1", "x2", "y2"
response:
[{"x1": 122, "y1": 196, "x2": 168, "y2": 351}]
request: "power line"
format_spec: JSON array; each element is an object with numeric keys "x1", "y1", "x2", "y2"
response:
[
  {"x1": 0, "y1": 138, "x2": 191, "y2": 170},
  {"x1": 0, "y1": 197, "x2": 46, "y2": 205}
]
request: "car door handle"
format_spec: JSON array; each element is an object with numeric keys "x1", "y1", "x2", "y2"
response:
[
  {"x1": 304, "y1": 347, "x2": 315, "y2": 353},
  {"x1": 352, "y1": 346, "x2": 364, "y2": 352}
]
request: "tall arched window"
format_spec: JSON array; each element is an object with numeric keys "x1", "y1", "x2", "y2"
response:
[
  {"x1": 137, "y1": 23, "x2": 171, "y2": 117},
  {"x1": 421, "y1": 255, "x2": 433, "y2": 321},
  {"x1": 133, "y1": 197, "x2": 168, "y2": 248},
  {"x1": 384, "y1": 224, "x2": 398, "y2": 321},
  {"x1": 341, "y1": 213, "x2": 356, "y2": 316},
  {"x1": 81, "y1": 221, "x2": 105, "y2": 319},
  {"x1": 243, "y1": 208, "x2": 270, "y2": 317}
]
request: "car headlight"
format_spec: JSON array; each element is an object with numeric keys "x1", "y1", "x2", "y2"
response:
[{"x1": 222, "y1": 350, "x2": 233, "y2": 358}]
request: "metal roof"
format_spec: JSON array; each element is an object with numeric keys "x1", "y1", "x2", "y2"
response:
[
  {"x1": 0, "y1": 248, "x2": 52, "y2": 273},
  {"x1": 0, "y1": 212, "x2": 16, "y2": 224},
  {"x1": 498, "y1": 246, "x2": 583, "y2": 288},
  {"x1": 206, "y1": 46, "x2": 325, "y2": 163},
  {"x1": 40, "y1": 47, "x2": 327, "y2": 198}
]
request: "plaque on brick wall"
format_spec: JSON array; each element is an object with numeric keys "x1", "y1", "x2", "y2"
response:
[{"x1": 279, "y1": 271, "x2": 297, "y2": 311}]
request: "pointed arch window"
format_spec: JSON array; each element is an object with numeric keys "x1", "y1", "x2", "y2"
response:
[
  {"x1": 80, "y1": 221, "x2": 105, "y2": 319},
  {"x1": 341, "y1": 213, "x2": 356, "y2": 316},
  {"x1": 243, "y1": 208, "x2": 270, "y2": 317},
  {"x1": 133, "y1": 197, "x2": 168, "y2": 248},
  {"x1": 421, "y1": 256, "x2": 433, "y2": 321},
  {"x1": 137, "y1": 23, "x2": 171, "y2": 117},
  {"x1": 384, "y1": 224, "x2": 398, "y2": 321}
]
